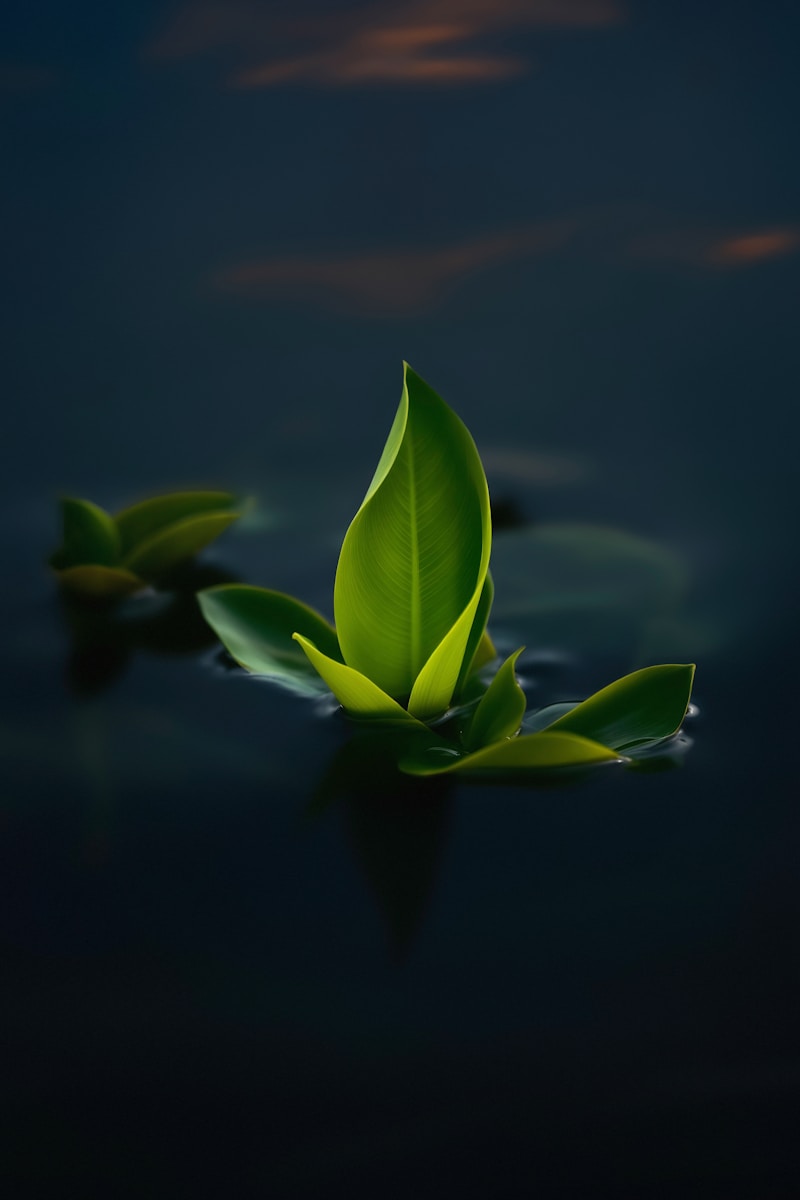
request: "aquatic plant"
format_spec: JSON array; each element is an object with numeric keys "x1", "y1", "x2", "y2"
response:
[
  {"x1": 199, "y1": 365, "x2": 694, "y2": 778},
  {"x1": 50, "y1": 491, "x2": 241, "y2": 599}
]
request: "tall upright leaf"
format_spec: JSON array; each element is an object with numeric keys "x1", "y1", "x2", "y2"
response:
[{"x1": 334, "y1": 364, "x2": 491, "y2": 720}]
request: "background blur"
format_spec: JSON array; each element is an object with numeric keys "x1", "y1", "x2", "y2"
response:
[{"x1": 3, "y1": 1, "x2": 799, "y2": 1196}]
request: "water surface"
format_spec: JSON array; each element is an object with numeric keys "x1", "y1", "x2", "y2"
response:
[{"x1": 3, "y1": 2, "x2": 799, "y2": 1194}]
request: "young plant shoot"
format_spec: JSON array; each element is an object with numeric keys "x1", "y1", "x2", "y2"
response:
[
  {"x1": 51, "y1": 491, "x2": 242, "y2": 598},
  {"x1": 199, "y1": 365, "x2": 695, "y2": 778}
]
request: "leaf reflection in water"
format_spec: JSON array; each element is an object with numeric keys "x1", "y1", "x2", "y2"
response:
[{"x1": 311, "y1": 733, "x2": 452, "y2": 958}]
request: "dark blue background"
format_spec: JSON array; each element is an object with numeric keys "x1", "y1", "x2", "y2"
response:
[{"x1": 2, "y1": 2, "x2": 799, "y2": 1195}]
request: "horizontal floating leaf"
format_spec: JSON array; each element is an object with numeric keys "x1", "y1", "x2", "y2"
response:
[
  {"x1": 334, "y1": 363, "x2": 491, "y2": 720},
  {"x1": 463, "y1": 647, "x2": 526, "y2": 752},
  {"x1": 198, "y1": 585, "x2": 340, "y2": 695},
  {"x1": 541, "y1": 663, "x2": 696, "y2": 750},
  {"x1": 53, "y1": 498, "x2": 120, "y2": 569},
  {"x1": 123, "y1": 511, "x2": 239, "y2": 578},
  {"x1": 115, "y1": 491, "x2": 238, "y2": 556},
  {"x1": 401, "y1": 730, "x2": 621, "y2": 777}
]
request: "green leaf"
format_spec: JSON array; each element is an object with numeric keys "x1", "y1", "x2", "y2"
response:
[
  {"x1": 53, "y1": 498, "x2": 120, "y2": 569},
  {"x1": 54, "y1": 564, "x2": 145, "y2": 598},
  {"x1": 122, "y1": 511, "x2": 239, "y2": 578},
  {"x1": 400, "y1": 731, "x2": 622, "y2": 777},
  {"x1": 115, "y1": 491, "x2": 238, "y2": 556},
  {"x1": 464, "y1": 648, "x2": 526, "y2": 751},
  {"x1": 455, "y1": 570, "x2": 496, "y2": 695},
  {"x1": 198, "y1": 584, "x2": 341, "y2": 695},
  {"x1": 334, "y1": 363, "x2": 491, "y2": 720},
  {"x1": 293, "y1": 634, "x2": 434, "y2": 730},
  {"x1": 541, "y1": 663, "x2": 696, "y2": 750}
]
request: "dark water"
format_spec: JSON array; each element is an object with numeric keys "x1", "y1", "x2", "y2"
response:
[{"x1": 3, "y1": 2, "x2": 800, "y2": 1195}]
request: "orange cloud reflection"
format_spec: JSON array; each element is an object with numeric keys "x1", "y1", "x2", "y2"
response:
[
  {"x1": 706, "y1": 228, "x2": 800, "y2": 266},
  {"x1": 629, "y1": 224, "x2": 800, "y2": 270},
  {"x1": 231, "y1": 17, "x2": 522, "y2": 90},
  {"x1": 213, "y1": 223, "x2": 575, "y2": 316},
  {"x1": 151, "y1": 0, "x2": 622, "y2": 88}
]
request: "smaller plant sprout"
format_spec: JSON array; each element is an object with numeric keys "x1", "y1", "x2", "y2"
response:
[
  {"x1": 50, "y1": 491, "x2": 241, "y2": 599},
  {"x1": 199, "y1": 365, "x2": 695, "y2": 779}
]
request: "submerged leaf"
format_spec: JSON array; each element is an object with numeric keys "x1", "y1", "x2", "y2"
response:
[
  {"x1": 334, "y1": 363, "x2": 491, "y2": 720},
  {"x1": 53, "y1": 498, "x2": 120, "y2": 569},
  {"x1": 490, "y1": 522, "x2": 689, "y2": 660},
  {"x1": 123, "y1": 511, "x2": 239, "y2": 578},
  {"x1": 198, "y1": 585, "x2": 340, "y2": 694},
  {"x1": 522, "y1": 702, "x2": 578, "y2": 733},
  {"x1": 463, "y1": 648, "x2": 526, "y2": 751},
  {"x1": 401, "y1": 730, "x2": 621, "y2": 777},
  {"x1": 541, "y1": 663, "x2": 696, "y2": 750},
  {"x1": 115, "y1": 491, "x2": 238, "y2": 556}
]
